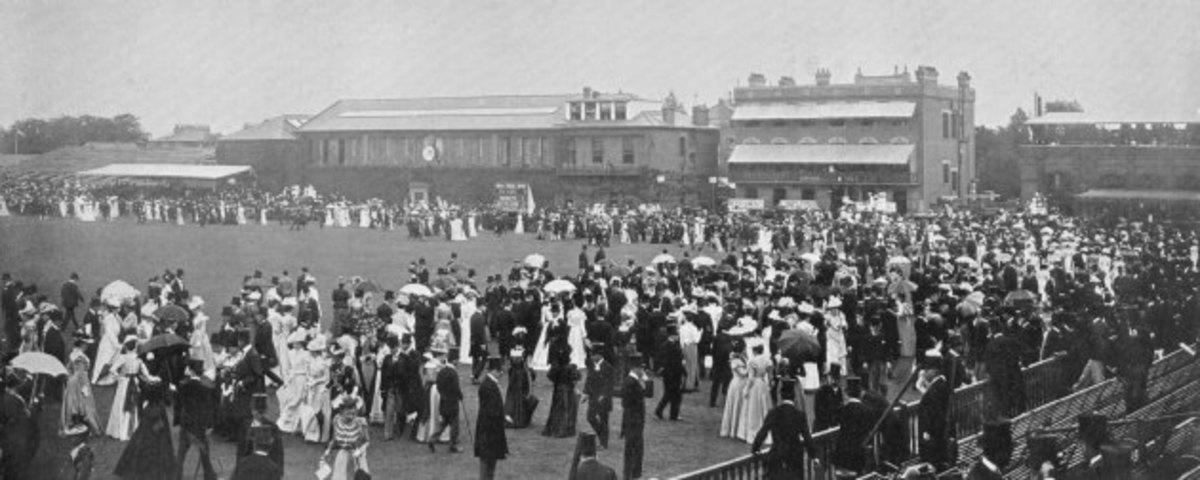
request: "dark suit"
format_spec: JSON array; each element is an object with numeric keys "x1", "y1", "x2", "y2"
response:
[
  {"x1": 584, "y1": 359, "x2": 615, "y2": 448},
  {"x1": 0, "y1": 390, "x2": 34, "y2": 479},
  {"x1": 429, "y1": 364, "x2": 462, "y2": 447},
  {"x1": 470, "y1": 312, "x2": 490, "y2": 380},
  {"x1": 655, "y1": 341, "x2": 685, "y2": 420},
  {"x1": 918, "y1": 376, "x2": 952, "y2": 467},
  {"x1": 175, "y1": 375, "x2": 220, "y2": 480},
  {"x1": 81, "y1": 309, "x2": 101, "y2": 362},
  {"x1": 573, "y1": 458, "x2": 618, "y2": 480},
  {"x1": 709, "y1": 334, "x2": 732, "y2": 407},
  {"x1": 60, "y1": 280, "x2": 83, "y2": 327},
  {"x1": 230, "y1": 453, "x2": 282, "y2": 480},
  {"x1": 493, "y1": 309, "x2": 516, "y2": 358},
  {"x1": 833, "y1": 398, "x2": 874, "y2": 472},
  {"x1": 380, "y1": 352, "x2": 405, "y2": 439},
  {"x1": 41, "y1": 323, "x2": 67, "y2": 402},
  {"x1": 813, "y1": 383, "x2": 844, "y2": 432},
  {"x1": 983, "y1": 334, "x2": 1027, "y2": 417},
  {"x1": 621, "y1": 374, "x2": 650, "y2": 479},
  {"x1": 752, "y1": 401, "x2": 816, "y2": 480},
  {"x1": 231, "y1": 348, "x2": 265, "y2": 442},
  {"x1": 476, "y1": 374, "x2": 508, "y2": 480}
]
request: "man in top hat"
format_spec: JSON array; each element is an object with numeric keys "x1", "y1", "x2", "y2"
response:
[
  {"x1": 584, "y1": 345, "x2": 615, "y2": 449},
  {"x1": 476, "y1": 355, "x2": 509, "y2": 480},
  {"x1": 571, "y1": 432, "x2": 617, "y2": 480},
  {"x1": 654, "y1": 327, "x2": 686, "y2": 421},
  {"x1": 469, "y1": 298, "x2": 490, "y2": 383},
  {"x1": 80, "y1": 298, "x2": 103, "y2": 362},
  {"x1": 832, "y1": 376, "x2": 873, "y2": 473},
  {"x1": 813, "y1": 364, "x2": 844, "y2": 432},
  {"x1": 752, "y1": 377, "x2": 817, "y2": 480},
  {"x1": 176, "y1": 359, "x2": 220, "y2": 480},
  {"x1": 238, "y1": 393, "x2": 284, "y2": 470},
  {"x1": 230, "y1": 427, "x2": 283, "y2": 480},
  {"x1": 428, "y1": 345, "x2": 463, "y2": 453},
  {"x1": 64, "y1": 414, "x2": 94, "y2": 480},
  {"x1": 229, "y1": 330, "x2": 265, "y2": 444},
  {"x1": 916, "y1": 353, "x2": 953, "y2": 469},
  {"x1": 61, "y1": 272, "x2": 83, "y2": 330},
  {"x1": 622, "y1": 352, "x2": 652, "y2": 480}
]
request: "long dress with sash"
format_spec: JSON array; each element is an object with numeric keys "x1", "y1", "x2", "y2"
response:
[{"x1": 105, "y1": 352, "x2": 143, "y2": 441}]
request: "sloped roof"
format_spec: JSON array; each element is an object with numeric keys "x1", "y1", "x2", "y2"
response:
[
  {"x1": 299, "y1": 95, "x2": 571, "y2": 132},
  {"x1": 153, "y1": 128, "x2": 212, "y2": 143},
  {"x1": 79, "y1": 163, "x2": 251, "y2": 180},
  {"x1": 1026, "y1": 112, "x2": 1200, "y2": 126},
  {"x1": 1076, "y1": 189, "x2": 1200, "y2": 202},
  {"x1": 733, "y1": 101, "x2": 916, "y2": 121},
  {"x1": 5, "y1": 144, "x2": 215, "y2": 174},
  {"x1": 222, "y1": 115, "x2": 310, "y2": 141},
  {"x1": 728, "y1": 144, "x2": 914, "y2": 165}
]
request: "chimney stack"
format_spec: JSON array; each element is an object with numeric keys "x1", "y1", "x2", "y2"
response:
[
  {"x1": 915, "y1": 66, "x2": 939, "y2": 85},
  {"x1": 582, "y1": 86, "x2": 593, "y2": 98},
  {"x1": 778, "y1": 76, "x2": 796, "y2": 87},
  {"x1": 662, "y1": 92, "x2": 678, "y2": 125},
  {"x1": 692, "y1": 105, "x2": 710, "y2": 126},
  {"x1": 957, "y1": 71, "x2": 971, "y2": 90},
  {"x1": 815, "y1": 68, "x2": 831, "y2": 86},
  {"x1": 747, "y1": 73, "x2": 767, "y2": 87}
]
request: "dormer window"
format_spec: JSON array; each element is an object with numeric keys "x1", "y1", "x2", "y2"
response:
[
  {"x1": 600, "y1": 103, "x2": 613, "y2": 121},
  {"x1": 615, "y1": 102, "x2": 627, "y2": 120},
  {"x1": 828, "y1": 137, "x2": 847, "y2": 145},
  {"x1": 798, "y1": 137, "x2": 818, "y2": 145},
  {"x1": 859, "y1": 137, "x2": 879, "y2": 145},
  {"x1": 569, "y1": 102, "x2": 582, "y2": 121},
  {"x1": 584, "y1": 102, "x2": 597, "y2": 120}
]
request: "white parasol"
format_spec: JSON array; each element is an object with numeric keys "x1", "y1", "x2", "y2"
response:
[
  {"x1": 651, "y1": 253, "x2": 677, "y2": 265},
  {"x1": 543, "y1": 279, "x2": 577, "y2": 295},
  {"x1": 399, "y1": 283, "x2": 434, "y2": 297},
  {"x1": 100, "y1": 280, "x2": 140, "y2": 307},
  {"x1": 523, "y1": 253, "x2": 547, "y2": 268}
]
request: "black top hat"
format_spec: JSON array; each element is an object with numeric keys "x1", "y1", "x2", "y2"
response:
[
  {"x1": 486, "y1": 355, "x2": 504, "y2": 371},
  {"x1": 628, "y1": 352, "x2": 643, "y2": 363},
  {"x1": 845, "y1": 376, "x2": 864, "y2": 397},
  {"x1": 578, "y1": 432, "x2": 598, "y2": 457}
]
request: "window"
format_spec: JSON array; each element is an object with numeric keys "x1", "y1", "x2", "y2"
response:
[
  {"x1": 860, "y1": 119, "x2": 875, "y2": 127},
  {"x1": 771, "y1": 137, "x2": 789, "y2": 145},
  {"x1": 569, "y1": 102, "x2": 582, "y2": 121},
  {"x1": 798, "y1": 137, "x2": 818, "y2": 145},
  {"x1": 678, "y1": 136, "x2": 687, "y2": 156},
  {"x1": 859, "y1": 137, "x2": 879, "y2": 145},
  {"x1": 591, "y1": 138, "x2": 604, "y2": 164},
  {"x1": 891, "y1": 120, "x2": 906, "y2": 127},
  {"x1": 615, "y1": 103, "x2": 627, "y2": 120},
  {"x1": 952, "y1": 169, "x2": 960, "y2": 188},
  {"x1": 828, "y1": 137, "x2": 846, "y2": 145},
  {"x1": 584, "y1": 102, "x2": 597, "y2": 120},
  {"x1": 890, "y1": 136, "x2": 910, "y2": 144},
  {"x1": 600, "y1": 103, "x2": 612, "y2": 121},
  {"x1": 622, "y1": 137, "x2": 635, "y2": 164},
  {"x1": 942, "y1": 160, "x2": 950, "y2": 183},
  {"x1": 565, "y1": 139, "x2": 577, "y2": 165},
  {"x1": 942, "y1": 111, "x2": 951, "y2": 138},
  {"x1": 337, "y1": 139, "x2": 347, "y2": 165},
  {"x1": 830, "y1": 119, "x2": 845, "y2": 127},
  {"x1": 801, "y1": 188, "x2": 815, "y2": 200},
  {"x1": 744, "y1": 186, "x2": 758, "y2": 198},
  {"x1": 318, "y1": 140, "x2": 327, "y2": 165}
]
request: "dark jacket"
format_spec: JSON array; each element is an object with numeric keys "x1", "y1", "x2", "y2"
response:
[
  {"x1": 475, "y1": 375, "x2": 508, "y2": 460},
  {"x1": 752, "y1": 401, "x2": 816, "y2": 477},
  {"x1": 584, "y1": 359, "x2": 614, "y2": 412},
  {"x1": 174, "y1": 376, "x2": 219, "y2": 434},
  {"x1": 621, "y1": 374, "x2": 649, "y2": 434},
  {"x1": 436, "y1": 364, "x2": 462, "y2": 412},
  {"x1": 60, "y1": 281, "x2": 83, "y2": 309},
  {"x1": 833, "y1": 398, "x2": 874, "y2": 471},
  {"x1": 573, "y1": 458, "x2": 618, "y2": 480},
  {"x1": 230, "y1": 453, "x2": 282, "y2": 480}
]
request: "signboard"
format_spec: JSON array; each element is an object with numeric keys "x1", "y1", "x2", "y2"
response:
[
  {"x1": 494, "y1": 183, "x2": 535, "y2": 214},
  {"x1": 777, "y1": 199, "x2": 820, "y2": 211},
  {"x1": 727, "y1": 198, "x2": 765, "y2": 213}
]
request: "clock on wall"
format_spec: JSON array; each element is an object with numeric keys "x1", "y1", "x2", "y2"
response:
[{"x1": 422, "y1": 145, "x2": 437, "y2": 162}]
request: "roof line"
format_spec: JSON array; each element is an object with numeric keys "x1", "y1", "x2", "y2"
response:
[{"x1": 334, "y1": 93, "x2": 576, "y2": 102}]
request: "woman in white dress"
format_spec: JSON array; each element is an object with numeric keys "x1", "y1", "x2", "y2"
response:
[
  {"x1": 277, "y1": 331, "x2": 311, "y2": 433},
  {"x1": 105, "y1": 337, "x2": 159, "y2": 441},
  {"x1": 188, "y1": 297, "x2": 216, "y2": 374},
  {"x1": 302, "y1": 337, "x2": 333, "y2": 443},
  {"x1": 824, "y1": 296, "x2": 848, "y2": 372},
  {"x1": 736, "y1": 341, "x2": 774, "y2": 443},
  {"x1": 415, "y1": 354, "x2": 451, "y2": 443},
  {"x1": 367, "y1": 341, "x2": 389, "y2": 425},
  {"x1": 679, "y1": 317, "x2": 701, "y2": 390},
  {"x1": 566, "y1": 304, "x2": 588, "y2": 369},
  {"x1": 719, "y1": 348, "x2": 749, "y2": 438},
  {"x1": 457, "y1": 293, "x2": 477, "y2": 365},
  {"x1": 92, "y1": 307, "x2": 123, "y2": 385},
  {"x1": 529, "y1": 303, "x2": 560, "y2": 372},
  {"x1": 270, "y1": 304, "x2": 297, "y2": 378}
]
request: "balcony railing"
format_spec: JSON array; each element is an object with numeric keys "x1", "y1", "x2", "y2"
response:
[
  {"x1": 729, "y1": 169, "x2": 917, "y2": 185},
  {"x1": 555, "y1": 163, "x2": 649, "y2": 176}
]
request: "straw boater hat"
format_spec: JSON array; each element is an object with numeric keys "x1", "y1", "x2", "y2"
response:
[
  {"x1": 307, "y1": 335, "x2": 327, "y2": 352},
  {"x1": 188, "y1": 296, "x2": 205, "y2": 311}
]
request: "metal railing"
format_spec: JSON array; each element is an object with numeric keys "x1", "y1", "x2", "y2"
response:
[
  {"x1": 949, "y1": 356, "x2": 1070, "y2": 438},
  {"x1": 668, "y1": 428, "x2": 842, "y2": 480}
]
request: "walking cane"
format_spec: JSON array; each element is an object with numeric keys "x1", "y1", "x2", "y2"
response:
[{"x1": 460, "y1": 398, "x2": 474, "y2": 443}]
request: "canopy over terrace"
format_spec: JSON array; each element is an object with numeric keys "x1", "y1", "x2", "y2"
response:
[{"x1": 78, "y1": 163, "x2": 253, "y2": 188}]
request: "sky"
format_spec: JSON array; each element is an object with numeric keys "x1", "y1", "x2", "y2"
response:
[{"x1": 3, "y1": 0, "x2": 1198, "y2": 137}]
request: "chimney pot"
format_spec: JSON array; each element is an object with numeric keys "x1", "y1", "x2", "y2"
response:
[
  {"x1": 748, "y1": 73, "x2": 767, "y2": 87},
  {"x1": 779, "y1": 76, "x2": 796, "y2": 87},
  {"x1": 815, "y1": 68, "x2": 832, "y2": 86}
]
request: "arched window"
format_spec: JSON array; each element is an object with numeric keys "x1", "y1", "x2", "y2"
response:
[
  {"x1": 742, "y1": 137, "x2": 762, "y2": 145},
  {"x1": 828, "y1": 136, "x2": 847, "y2": 145},
  {"x1": 798, "y1": 137, "x2": 818, "y2": 145},
  {"x1": 858, "y1": 136, "x2": 879, "y2": 145},
  {"x1": 771, "y1": 137, "x2": 790, "y2": 145},
  {"x1": 889, "y1": 136, "x2": 911, "y2": 144},
  {"x1": 678, "y1": 136, "x2": 687, "y2": 156}
]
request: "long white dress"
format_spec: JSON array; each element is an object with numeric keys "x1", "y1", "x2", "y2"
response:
[
  {"x1": 566, "y1": 308, "x2": 588, "y2": 369},
  {"x1": 92, "y1": 312, "x2": 122, "y2": 385},
  {"x1": 269, "y1": 312, "x2": 296, "y2": 378},
  {"x1": 276, "y1": 347, "x2": 310, "y2": 433},
  {"x1": 529, "y1": 309, "x2": 556, "y2": 372},
  {"x1": 449, "y1": 218, "x2": 467, "y2": 241},
  {"x1": 415, "y1": 360, "x2": 452, "y2": 443},
  {"x1": 824, "y1": 309, "x2": 848, "y2": 372},
  {"x1": 189, "y1": 311, "x2": 216, "y2": 374},
  {"x1": 368, "y1": 346, "x2": 388, "y2": 424},
  {"x1": 302, "y1": 355, "x2": 332, "y2": 443},
  {"x1": 105, "y1": 352, "x2": 142, "y2": 440},
  {"x1": 720, "y1": 357, "x2": 748, "y2": 438},
  {"x1": 457, "y1": 299, "x2": 476, "y2": 365}
]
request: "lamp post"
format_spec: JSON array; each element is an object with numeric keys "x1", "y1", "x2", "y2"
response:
[
  {"x1": 655, "y1": 174, "x2": 665, "y2": 206},
  {"x1": 708, "y1": 176, "x2": 717, "y2": 211}
]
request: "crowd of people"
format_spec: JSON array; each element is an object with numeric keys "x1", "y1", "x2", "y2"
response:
[{"x1": 3, "y1": 188, "x2": 1200, "y2": 479}]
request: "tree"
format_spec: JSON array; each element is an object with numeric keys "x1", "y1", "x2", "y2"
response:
[
  {"x1": 1044, "y1": 100, "x2": 1083, "y2": 113},
  {"x1": 974, "y1": 108, "x2": 1028, "y2": 198},
  {"x1": 0, "y1": 114, "x2": 149, "y2": 154}
]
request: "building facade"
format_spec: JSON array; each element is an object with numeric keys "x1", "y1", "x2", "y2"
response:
[
  {"x1": 1019, "y1": 110, "x2": 1200, "y2": 211},
  {"x1": 293, "y1": 90, "x2": 718, "y2": 205},
  {"x1": 216, "y1": 115, "x2": 309, "y2": 188},
  {"x1": 726, "y1": 66, "x2": 975, "y2": 213}
]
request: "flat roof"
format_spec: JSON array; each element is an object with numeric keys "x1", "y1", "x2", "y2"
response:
[
  {"x1": 78, "y1": 164, "x2": 252, "y2": 180},
  {"x1": 728, "y1": 144, "x2": 914, "y2": 165},
  {"x1": 732, "y1": 101, "x2": 916, "y2": 121},
  {"x1": 1026, "y1": 112, "x2": 1200, "y2": 126},
  {"x1": 1076, "y1": 189, "x2": 1200, "y2": 202}
]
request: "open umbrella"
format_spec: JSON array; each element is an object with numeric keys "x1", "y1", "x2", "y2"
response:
[
  {"x1": 100, "y1": 280, "x2": 140, "y2": 307},
  {"x1": 154, "y1": 304, "x2": 190, "y2": 325},
  {"x1": 354, "y1": 280, "x2": 381, "y2": 293},
  {"x1": 400, "y1": 283, "x2": 434, "y2": 297},
  {"x1": 544, "y1": 279, "x2": 576, "y2": 295},
  {"x1": 778, "y1": 329, "x2": 822, "y2": 365},
  {"x1": 954, "y1": 256, "x2": 979, "y2": 268},
  {"x1": 1004, "y1": 289, "x2": 1037, "y2": 308},
  {"x1": 523, "y1": 253, "x2": 547, "y2": 268},
  {"x1": 799, "y1": 252, "x2": 821, "y2": 264},
  {"x1": 691, "y1": 256, "x2": 717, "y2": 268},
  {"x1": 715, "y1": 264, "x2": 738, "y2": 275},
  {"x1": 651, "y1": 253, "x2": 677, "y2": 265},
  {"x1": 887, "y1": 256, "x2": 911, "y2": 267},
  {"x1": 138, "y1": 333, "x2": 189, "y2": 355},
  {"x1": 10, "y1": 351, "x2": 68, "y2": 377}
]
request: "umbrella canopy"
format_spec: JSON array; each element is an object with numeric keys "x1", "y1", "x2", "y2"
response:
[
  {"x1": 715, "y1": 265, "x2": 738, "y2": 275},
  {"x1": 138, "y1": 333, "x2": 189, "y2": 355},
  {"x1": 523, "y1": 253, "x2": 547, "y2": 268},
  {"x1": 354, "y1": 280, "x2": 381, "y2": 293},
  {"x1": 400, "y1": 283, "x2": 434, "y2": 297},
  {"x1": 154, "y1": 304, "x2": 190, "y2": 325},
  {"x1": 11, "y1": 351, "x2": 68, "y2": 377},
  {"x1": 651, "y1": 253, "x2": 677, "y2": 265},
  {"x1": 608, "y1": 265, "x2": 633, "y2": 277},
  {"x1": 887, "y1": 256, "x2": 911, "y2": 266},
  {"x1": 799, "y1": 252, "x2": 821, "y2": 264},
  {"x1": 954, "y1": 256, "x2": 979, "y2": 268},
  {"x1": 544, "y1": 279, "x2": 576, "y2": 295},
  {"x1": 100, "y1": 280, "x2": 140, "y2": 307},
  {"x1": 691, "y1": 256, "x2": 717, "y2": 268},
  {"x1": 1004, "y1": 289, "x2": 1037, "y2": 306},
  {"x1": 778, "y1": 329, "x2": 822, "y2": 364}
]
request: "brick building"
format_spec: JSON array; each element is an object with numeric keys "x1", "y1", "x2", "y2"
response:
[
  {"x1": 1019, "y1": 110, "x2": 1200, "y2": 212},
  {"x1": 726, "y1": 66, "x2": 975, "y2": 213},
  {"x1": 216, "y1": 115, "x2": 310, "y2": 187},
  {"x1": 291, "y1": 89, "x2": 719, "y2": 205}
]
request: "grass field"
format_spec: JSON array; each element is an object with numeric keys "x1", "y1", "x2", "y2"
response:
[{"x1": 0, "y1": 216, "x2": 749, "y2": 480}]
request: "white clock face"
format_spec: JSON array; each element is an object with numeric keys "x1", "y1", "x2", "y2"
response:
[{"x1": 422, "y1": 145, "x2": 436, "y2": 161}]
